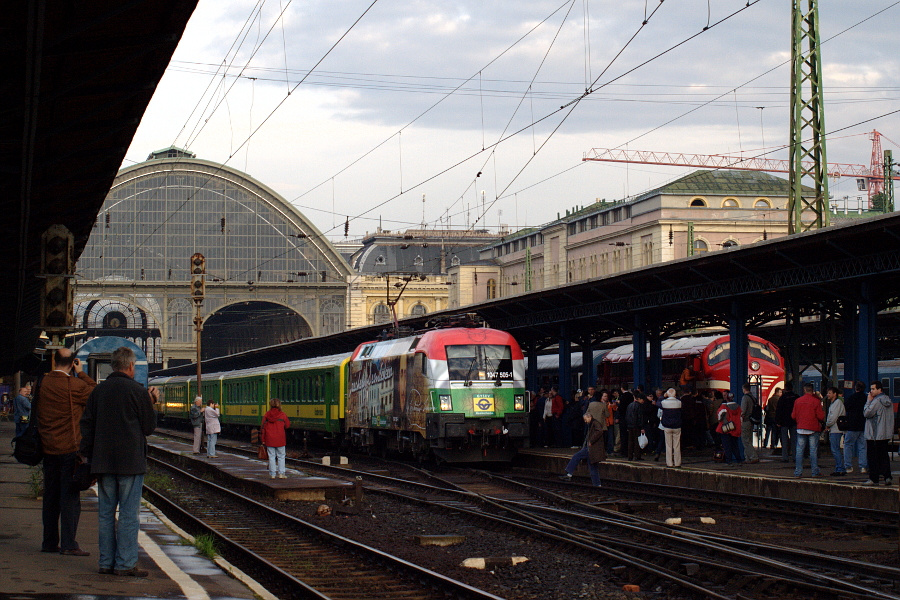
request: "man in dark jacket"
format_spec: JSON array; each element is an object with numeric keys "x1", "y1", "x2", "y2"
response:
[
  {"x1": 842, "y1": 381, "x2": 868, "y2": 474},
  {"x1": 80, "y1": 347, "x2": 158, "y2": 577},
  {"x1": 774, "y1": 387, "x2": 798, "y2": 462},
  {"x1": 38, "y1": 348, "x2": 96, "y2": 555}
]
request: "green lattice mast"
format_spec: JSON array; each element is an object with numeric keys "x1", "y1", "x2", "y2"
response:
[{"x1": 788, "y1": 0, "x2": 829, "y2": 233}]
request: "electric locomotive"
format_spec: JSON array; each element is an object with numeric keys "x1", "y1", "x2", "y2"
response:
[{"x1": 347, "y1": 326, "x2": 528, "y2": 461}]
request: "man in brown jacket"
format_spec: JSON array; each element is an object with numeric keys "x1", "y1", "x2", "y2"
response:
[{"x1": 37, "y1": 348, "x2": 96, "y2": 555}]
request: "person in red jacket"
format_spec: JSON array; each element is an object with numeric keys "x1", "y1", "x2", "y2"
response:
[
  {"x1": 791, "y1": 383, "x2": 825, "y2": 478},
  {"x1": 261, "y1": 398, "x2": 290, "y2": 479}
]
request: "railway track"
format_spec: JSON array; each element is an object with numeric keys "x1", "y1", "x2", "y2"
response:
[
  {"x1": 150, "y1": 430, "x2": 900, "y2": 600},
  {"x1": 365, "y1": 466, "x2": 900, "y2": 600},
  {"x1": 528, "y1": 470, "x2": 899, "y2": 535},
  {"x1": 144, "y1": 452, "x2": 503, "y2": 600}
]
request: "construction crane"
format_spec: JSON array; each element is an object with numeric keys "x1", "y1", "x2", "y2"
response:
[{"x1": 583, "y1": 130, "x2": 897, "y2": 208}]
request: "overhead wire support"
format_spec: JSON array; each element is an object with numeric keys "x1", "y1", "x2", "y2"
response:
[{"x1": 788, "y1": 0, "x2": 829, "y2": 233}]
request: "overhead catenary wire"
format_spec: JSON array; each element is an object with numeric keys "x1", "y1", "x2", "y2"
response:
[{"x1": 110, "y1": 0, "x2": 381, "y2": 278}]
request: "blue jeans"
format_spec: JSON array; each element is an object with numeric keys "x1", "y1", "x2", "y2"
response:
[
  {"x1": 720, "y1": 433, "x2": 742, "y2": 464},
  {"x1": 207, "y1": 432, "x2": 218, "y2": 457},
  {"x1": 267, "y1": 446, "x2": 286, "y2": 477},
  {"x1": 794, "y1": 432, "x2": 820, "y2": 476},
  {"x1": 842, "y1": 430, "x2": 867, "y2": 470},
  {"x1": 565, "y1": 447, "x2": 602, "y2": 486},
  {"x1": 97, "y1": 474, "x2": 144, "y2": 570},
  {"x1": 829, "y1": 432, "x2": 845, "y2": 472}
]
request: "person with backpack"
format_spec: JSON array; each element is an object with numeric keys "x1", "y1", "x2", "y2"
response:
[{"x1": 740, "y1": 383, "x2": 760, "y2": 464}]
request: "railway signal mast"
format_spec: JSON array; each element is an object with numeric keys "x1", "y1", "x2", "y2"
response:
[
  {"x1": 40, "y1": 224, "x2": 75, "y2": 364},
  {"x1": 190, "y1": 253, "x2": 206, "y2": 389}
]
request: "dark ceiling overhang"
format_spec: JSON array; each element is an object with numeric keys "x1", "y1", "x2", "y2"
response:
[{"x1": 1, "y1": 0, "x2": 198, "y2": 374}]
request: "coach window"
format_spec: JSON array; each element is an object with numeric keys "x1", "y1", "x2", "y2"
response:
[
  {"x1": 722, "y1": 198, "x2": 740, "y2": 208},
  {"x1": 689, "y1": 197, "x2": 707, "y2": 207}
]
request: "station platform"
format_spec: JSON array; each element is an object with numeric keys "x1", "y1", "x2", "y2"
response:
[
  {"x1": 148, "y1": 438, "x2": 355, "y2": 502},
  {"x1": 0, "y1": 421, "x2": 271, "y2": 600},
  {"x1": 518, "y1": 441, "x2": 899, "y2": 512}
]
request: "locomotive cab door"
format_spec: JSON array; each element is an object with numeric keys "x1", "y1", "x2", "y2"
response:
[{"x1": 86, "y1": 352, "x2": 114, "y2": 384}]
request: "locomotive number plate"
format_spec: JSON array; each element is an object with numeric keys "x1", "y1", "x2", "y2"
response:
[{"x1": 473, "y1": 395, "x2": 495, "y2": 415}]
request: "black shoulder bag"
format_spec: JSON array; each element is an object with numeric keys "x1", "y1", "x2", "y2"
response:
[{"x1": 12, "y1": 376, "x2": 44, "y2": 466}]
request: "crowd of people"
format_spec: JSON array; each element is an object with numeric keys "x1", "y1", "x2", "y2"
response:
[{"x1": 531, "y1": 378, "x2": 898, "y2": 486}]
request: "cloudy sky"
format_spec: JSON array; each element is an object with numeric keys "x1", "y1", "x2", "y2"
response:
[{"x1": 123, "y1": 0, "x2": 900, "y2": 240}]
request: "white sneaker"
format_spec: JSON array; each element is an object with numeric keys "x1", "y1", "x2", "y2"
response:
[
  {"x1": 278, "y1": 474, "x2": 287, "y2": 479},
  {"x1": 861, "y1": 468, "x2": 868, "y2": 474},
  {"x1": 845, "y1": 467, "x2": 853, "y2": 474}
]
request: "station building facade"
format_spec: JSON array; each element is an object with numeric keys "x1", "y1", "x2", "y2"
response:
[
  {"x1": 345, "y1": 229, "x2": 501, "y2": 327},
  {"x1": 73, "y1": 148, "x2": 352, "y2": 368},
  {"x1": 481, "y1": 170, "x2": 796, "y2": 297}
]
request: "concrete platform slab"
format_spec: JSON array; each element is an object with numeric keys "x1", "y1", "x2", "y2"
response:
[
  {"x1": 148, "y1": 438, "x2": 354, "y2": 501},
  {"x1": 517, "y1": 445, "x2": 899, "y2": 512}
]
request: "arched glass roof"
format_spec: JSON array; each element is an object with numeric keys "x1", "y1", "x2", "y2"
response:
[{"x1": 78, "y1": 156, "x2": 351, "y2": 284}]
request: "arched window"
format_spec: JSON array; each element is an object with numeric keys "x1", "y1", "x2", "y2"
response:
[
  {"x1": 754, "y1": 198, "x2": 771, "y2": 209},
  {"x1": 693, "y1": 239, "x2": 709, "y2": 254},
  {"x1": 373, "y1": 303, "x2": 391, "y2": 324},
  {"x1": 486, "y1": 278, "x2": 497, "y2": 299},
  {"x1": 409, "y1": 303, "x2": 427, "y2": 317},
  {"x1": 689, "y1": 197, "x2": 707, "y2": 207},
  {"x1": 722, "y1": 239, "x2": 739, "y2": 248},
  {"x1": 722, "y1": 198, "x2": 740, "y2": 208},
  {"x1": 167, "y1": 299, "x2": 193, "y2": 342},
  {"x1": 320, "y1": 299, "x2": 344, "y2": 335}
]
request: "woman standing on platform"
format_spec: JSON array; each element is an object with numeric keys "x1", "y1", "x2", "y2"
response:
[
  {"x1": 204, "y1": 400, "x2": 221, "y2": 458},
  {"x1": 261, "y1": 398, "x2": 290, "y2": 479}
]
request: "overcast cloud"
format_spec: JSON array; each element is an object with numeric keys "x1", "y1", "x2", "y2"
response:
[{"x1": 124, "y1": 0, "x2": 900, "y2": 237}]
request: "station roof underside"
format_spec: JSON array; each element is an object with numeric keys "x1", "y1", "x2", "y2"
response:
[
  {"x1": 152, "y1": 211, "x2": 900, "y2": 377},
  {"x1": 1, "y1": 0, "x2": 198, "y2": 374}
]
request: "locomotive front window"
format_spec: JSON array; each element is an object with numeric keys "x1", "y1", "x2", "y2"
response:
[
  {"x1": 446, "y1": 345, "x2": 513, "y2": 382},
  {"x1": 749, "y1": 341, "x2": 780, "y2": 366},
  {"x1": 707, "y1": 342, "x2": 729, "y2": 366}
]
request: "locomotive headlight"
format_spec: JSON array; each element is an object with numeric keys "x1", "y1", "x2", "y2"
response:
[
  {"x1": 439, "y1": 394, "x2": 452, "y2": 411},
  {"x1": 750, "y1": 361, "x2": 760, "y2": 371},
  {"x1": 514, "y1": 394, "x2": 525, "y2": 411}
]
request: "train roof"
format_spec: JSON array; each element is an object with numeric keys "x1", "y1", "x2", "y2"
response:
[
  {"x1": 149, "y1": 352, "x2": 351, "y2": 384},
  {"x1": 536, "y1": 350, "x2": 608, "y2": 372},
  {"x1": 351, "y1": 327, "x2": 524, "y2": 361},
  {"x1": 603, "y1": 334, "x2": 774, "y2": 363}
]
